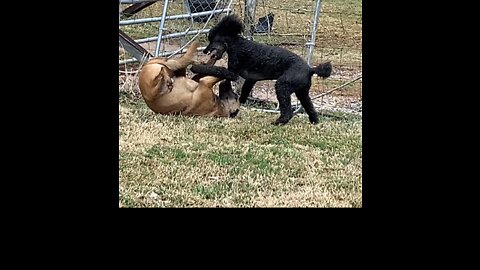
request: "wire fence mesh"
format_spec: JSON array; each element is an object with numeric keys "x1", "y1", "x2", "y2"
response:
[{"x1": 119, "y1": 0, "x2": 362, "y2": 115}]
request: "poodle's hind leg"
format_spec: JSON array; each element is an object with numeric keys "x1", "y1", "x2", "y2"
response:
[
  {"x1": 272, "y1": 79, "x2": 294, "y2": 125},
  {"x1": 295, "y1": 87, "x2": 318, "y2": 124},
  {"x1": 199, "y1": 76, "x2": 223, "y2": 89}
]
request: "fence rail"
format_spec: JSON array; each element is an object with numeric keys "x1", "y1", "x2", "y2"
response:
[{"x1": 119, "y1": 0, "x2": 362, "y2": 114}]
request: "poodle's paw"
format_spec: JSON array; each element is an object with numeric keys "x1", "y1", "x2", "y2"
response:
[
  {"x1": 272, "y1": 117, "x2": 290, "y2": 126},
  {"x1": 239, "y1": 95, "x2": 248, "y2": 104},
  {"x1": 309, "y1": 115, "x2": 319, "y2": 124},
  {"x1": 272, "y1": 121, "x2": 286, "y2": 126}
]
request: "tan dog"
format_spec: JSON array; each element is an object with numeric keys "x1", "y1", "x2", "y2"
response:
[{"x1": 138, "y1": 41, "x2": 240, "y2": 118}]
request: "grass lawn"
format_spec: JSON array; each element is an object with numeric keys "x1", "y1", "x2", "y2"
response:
[{"x1": 119, "y1": 94, "x2": 362, "y2": 207}]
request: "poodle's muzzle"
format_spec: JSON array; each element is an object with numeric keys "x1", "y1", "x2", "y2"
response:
[{"x1": 203, "y1": 42, "x2": 227, "y2": 63}]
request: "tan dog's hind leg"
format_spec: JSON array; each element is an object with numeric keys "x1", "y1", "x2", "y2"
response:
[
  {"x1": 183, "y1": 75, "x2": 221, "y2": 116},
  {"x1": 200, "y1": 76, "x2": 223, "y2": 89},
  {"x1": 145, "y1": 58, "x2": 167, "y2": 65},
  {"x1": 163, "y1": 41, "x2": 199, "y2": 71}
]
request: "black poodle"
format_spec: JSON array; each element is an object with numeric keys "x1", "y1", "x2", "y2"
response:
[{"x1": 195, "y1": 14, "x2": 332, "y2": 125}]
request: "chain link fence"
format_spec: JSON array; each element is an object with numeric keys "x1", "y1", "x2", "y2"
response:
[{"x1": 119, "y1": 0, "x2": 362, "y2": 115}]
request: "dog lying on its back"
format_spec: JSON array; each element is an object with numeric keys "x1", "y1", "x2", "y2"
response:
[
  {"x1": 196, "y1": 14, "x2": 332, "y2": 125},
  {"x1": 138, "y1": 41, "x2": 240, "y2": 118}
]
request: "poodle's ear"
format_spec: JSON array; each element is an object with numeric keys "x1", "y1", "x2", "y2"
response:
[{"x1": 213, "y1": 14, "x2": 244, "y2": 37}]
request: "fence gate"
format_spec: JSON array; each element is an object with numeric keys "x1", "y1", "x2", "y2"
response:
[{"x1": 119, "y1": 0, "x2": 362, "y2": 115}]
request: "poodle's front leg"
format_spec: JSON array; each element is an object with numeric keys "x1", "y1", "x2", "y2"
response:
[
  {"x1": 190, "y1": 65, "x2": 238, "y2": 82},
  {"x1": 239, "y1": 80, "x2": 256, "y2": 104},
  {"x1": 227, "y1": 56, "x2": 241, "y2": 75},
  {"x1": 226, "y1": 57, "x2": 256, "y2": 102}
]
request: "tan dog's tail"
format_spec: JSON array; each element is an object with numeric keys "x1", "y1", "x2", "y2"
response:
[{"x1": 163, "y1": 41, "x2": 199, "y2": 71}]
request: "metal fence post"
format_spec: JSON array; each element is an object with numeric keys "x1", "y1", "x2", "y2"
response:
[
  {"x1": 306, "y1": 0, "x2": 322, "y2": 66},
  {"x1": 155, "y1": 0, "x2": 170, "y2": 56},
  {"x1": 294, "y1": 0, "x2": 322, "y2": 114},
  {"x1": 244, "y1": 0, "x2": 257, "y2": 40}
]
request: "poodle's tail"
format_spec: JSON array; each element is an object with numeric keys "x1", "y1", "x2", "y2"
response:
[{"x1": 311, "y1": 61, "x2": 332, "y2": 79}]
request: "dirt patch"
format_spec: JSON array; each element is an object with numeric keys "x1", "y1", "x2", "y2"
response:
[{"x1": 238, "y1": 78, "x2": 362, "y2": 116}]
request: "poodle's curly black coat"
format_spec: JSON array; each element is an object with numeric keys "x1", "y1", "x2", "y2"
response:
[{"x1": 197, "y1": 14, "x2": 332, "y2": 125}]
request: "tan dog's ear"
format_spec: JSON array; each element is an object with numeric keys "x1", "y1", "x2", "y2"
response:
[
  {"x1": 152, "y1": 67, "x2": 164, "y2": 84},
  {"x1": 153, "y1": 66, "x2": 174, "y2": 92}
]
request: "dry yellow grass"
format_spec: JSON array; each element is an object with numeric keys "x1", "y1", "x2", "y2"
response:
[{"x1": 119, "y1": 90, "x2": 362, "y2": 207}]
